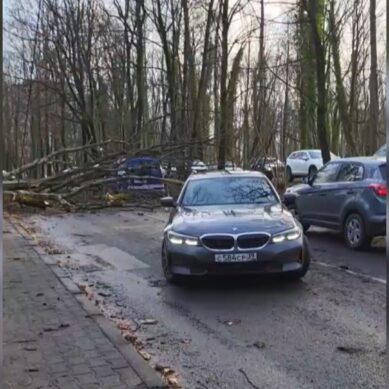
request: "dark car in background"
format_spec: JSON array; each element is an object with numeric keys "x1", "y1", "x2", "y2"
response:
[
  {"x1": 110, "y1": 156, "x2": 165, "y2": 193},
  {"x1": 160, "y1": 171, "x2": 311, "y2": 283},
  {"x1": 251, "y1": 157, "x2": 285, "y2": 180},
  {"x1": 284, "y1": 157, "x2": 386, "y2": 249}
]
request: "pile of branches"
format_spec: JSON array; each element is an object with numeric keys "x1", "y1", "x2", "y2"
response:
[{"x1": 3, "y1": 139, "x2": 205, "y2": 211}]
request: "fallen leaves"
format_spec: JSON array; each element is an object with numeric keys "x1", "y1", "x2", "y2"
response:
[
  {"x1": 154, "y1": 364, "x2": 181, "y2": 388},
  {"x1": 139, "y1": 350, "x2": 151, "y2": 361},
  {"x1": 222, "y1": 319, "x2": 241, "y2": 326},
  {"x1": 139, "y1": 319, "x2": 158, "y2": 325},
  {"x1": 336, "y1": 346, "x2": 365, "y2": 354},
  {"x1": 252, "y1": 341, "x2": 266, "y2": 349}
]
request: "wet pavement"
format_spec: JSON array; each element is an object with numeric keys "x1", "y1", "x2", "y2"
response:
[{"x1": 13, "y1": 209, "x2": 386, "y2": 389}]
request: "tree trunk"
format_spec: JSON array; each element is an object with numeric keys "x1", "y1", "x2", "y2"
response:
[
  {"x1": 218, "y1": 0, "x2": 229, "y2": 170},
  {"x1": 368, "y1": 0, "x2": 379, "y2": 154}
]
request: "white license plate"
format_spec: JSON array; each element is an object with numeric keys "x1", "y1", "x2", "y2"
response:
[
  {"x1": 134, "y1": 179, "x2": 146, "y2": 184},
  {"x1": 215, "y1": 252, "x2": 257, "y2": 263}
]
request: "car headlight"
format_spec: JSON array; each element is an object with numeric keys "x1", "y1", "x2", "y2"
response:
[
  {"x1": 271, "y1": 227, "x2": 301, "y2": 243},
  {"x1": 167, "y1": 231, "x2": 200, "y2": 246}
]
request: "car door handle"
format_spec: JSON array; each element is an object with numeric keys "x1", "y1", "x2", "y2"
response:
[
  {"x1": 318, "y1": 193, "x2": 326, "y2": 196},
  {"x1": 346, "y1": 191, "x2": 355, "y2": 195}
]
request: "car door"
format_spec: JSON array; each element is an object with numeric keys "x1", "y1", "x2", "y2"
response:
[
  {"x1": 333, "y1": 162, "x2": 365, "y2": 228},
  {"x1": 297, "y1": 162, "x2": 341, "y2": 227},
  {"x1": 291, "y1": 152, "x2": 305, "y2": 175},
  {"x1": 298, "y1": 152, "x2": 310, "y2": 175},
  {"x1": 287, "y1": 152, "x2": 298, "y2": 173}
]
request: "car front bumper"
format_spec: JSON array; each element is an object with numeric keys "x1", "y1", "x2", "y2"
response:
[{"x1": 165, "y1": 238, "x2": 307, "y2": 276}]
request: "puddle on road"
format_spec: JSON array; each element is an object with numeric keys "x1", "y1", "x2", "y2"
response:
[{"x1": 77, "y1": 244, "x2": 150, "y2": 271}]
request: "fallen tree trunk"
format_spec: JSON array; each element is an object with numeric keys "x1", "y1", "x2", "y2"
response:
[
  {"x1": 64, "y1": 175, "x2": 183, "y2": 199},
  {"x1": 4, "y1": 139, "x2": 132, "y2": 179}
]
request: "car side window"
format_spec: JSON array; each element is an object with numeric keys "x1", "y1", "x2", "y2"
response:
[
  {"x1": 313, "y1": 162, "x2": 341, "y2": 184},
  {"x1": 289, "y1": 152, "x2": 297, "y2": 160},
  {"x1": 337, "y1": 163, "x2": 364, "y2": 182},
  {"x1": 300, "y1": 152, "x2": 309, "y2": 160}
]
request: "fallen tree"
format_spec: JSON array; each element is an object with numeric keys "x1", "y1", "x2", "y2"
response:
[{"x1": 2, "y1": 139, "x2": 201, "y2": 211}]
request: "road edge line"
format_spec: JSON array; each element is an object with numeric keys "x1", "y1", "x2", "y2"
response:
[{"x1": 314, "y1": 260, "x2": 386, "y2": 285}]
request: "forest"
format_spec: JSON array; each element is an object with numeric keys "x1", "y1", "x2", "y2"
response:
[{"x1": 3, "y1": 0, "x2": 386, "y2": 177}]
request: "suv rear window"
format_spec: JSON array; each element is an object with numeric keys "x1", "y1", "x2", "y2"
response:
[
  {"x1": 378, "y1": 165, "x2": 386, "y2": 181},
  {"x1": 372, "y1": 164, "x2": 386, "y2": 181}
]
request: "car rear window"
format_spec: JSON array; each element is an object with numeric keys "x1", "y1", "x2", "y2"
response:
[
  {"x1": 371, "y1": 164, "x2": 386, "y2": 181},
  {"x1": 181, "y1": 177, "x2": 277, "y2": 206},
  {"x1": 378, "y1": 165, "x2": 386, "y2": 181}
]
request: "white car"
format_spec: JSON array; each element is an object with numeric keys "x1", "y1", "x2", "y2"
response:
[
  {"x1": 286, "y1": 149, "x2": 338, "y2": 182},
  {"x1": 191, "y1": 160, "x2": 208, "y2": 173}
]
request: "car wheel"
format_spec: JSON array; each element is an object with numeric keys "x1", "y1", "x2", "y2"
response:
[
  {"x1": 308, "y1": 165, "x2": 317, "y2": 181},
  {"x1": 286, "y1": 236, "x2": 311, "y2": 280},
  {"x1": 286, "y1": 166, "x2": 293, "y2": 182},
  {"x1": 161, "y1": 242, "x2": 180, "y2": 284},
  {"x1": 343, "y1": 213, "x2": 372, "y2": 250}
]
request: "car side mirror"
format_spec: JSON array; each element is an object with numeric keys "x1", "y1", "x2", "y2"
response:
[
  {"x1": 160, "y1": 196, "x2": 175, "y2": 207},
  {"x1": 302, "y1": 157, "x2": 309, "y2": 161}
]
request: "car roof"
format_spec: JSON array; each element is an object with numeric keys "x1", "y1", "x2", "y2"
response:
[
  {"x1": 291, "y1": 149, "x2": 320, "y2": 153},
  {"x1": 329, "y1": 156, "x2": 386, "y2": 166},
  {"x1": 187, "y1": 170, "x2": 265, "y2": 181}
]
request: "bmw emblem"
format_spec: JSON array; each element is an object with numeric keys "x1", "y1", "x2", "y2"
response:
[{"x1": 232, "y1": 227, "x2": 238, "y2": 232}]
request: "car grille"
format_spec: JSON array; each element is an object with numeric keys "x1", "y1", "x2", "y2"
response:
[
  {"x1": 201, "y1": 236, "x2": 235, "y2": 250},
  {"x1": 201, "y1": 233, "x2": 270, "y2": 251},
  {"x1": 237, "y1": 234, "x2": 269, "y2": 249}
]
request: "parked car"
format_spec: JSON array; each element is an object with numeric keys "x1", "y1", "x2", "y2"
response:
[
  {"x1": 191, "y1": 160, "x2": 208, "y2": 173},
  {"x1": 207, "y1": 161, "x2": 242, "y2": 171},
  {"x1": 284, "y1": 157, "x2": 386, "y2": 250},
  {"x1": 286, "y1": 149, "x2": 338, "y2": 182},
  {"x1": 251, "y1": 157, "x2": 285, "y2": 180},
  {"x1": 374, "y1": 144, "x2": 386, "y2": 158},
  {"x1": 110, "y1": 156, "x2": 165, "y2": 193},
  {"x1": 159, "y1": 170, "x2": 311, "y2": 283}
]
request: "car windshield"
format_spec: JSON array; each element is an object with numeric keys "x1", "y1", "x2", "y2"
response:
[
  {"x1": 309, "y1": 151, "x2": 322, "y2": 159},
  {"x1": 181, "y1": 177, "x2": 278, "y2": 206}
]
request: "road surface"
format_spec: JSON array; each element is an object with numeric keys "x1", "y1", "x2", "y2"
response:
[{"x1": 16, "y1": 209, "x2": 386, "y2": 389}]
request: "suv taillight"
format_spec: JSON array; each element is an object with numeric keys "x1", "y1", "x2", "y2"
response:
[{"x1": 368, "y1": 183, "x2": 387, "y2": 197}]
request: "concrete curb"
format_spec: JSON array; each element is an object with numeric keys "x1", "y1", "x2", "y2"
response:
[{"x1": 8, "y1": 216, "x2": 167, "y2": 389}]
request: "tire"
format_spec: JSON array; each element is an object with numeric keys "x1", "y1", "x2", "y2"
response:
[
  {"x1": 161, "y1": 242, "x2": 181, "y2": 284},
  {"x1": 343, "y1": 213, "x2": 372, "y2": 250},
  {"x1": 308, "y1": 165, "x2": 317, "y2": 181},
  {"x1": 286, "y1": 166, "x2": 293, "y2": 183},
  {"x1": 286, "y1": 236, "x2": 311, "y2": 280}
]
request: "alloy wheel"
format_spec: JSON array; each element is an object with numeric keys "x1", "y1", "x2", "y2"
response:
[{"x1": 346, "y1": 217, "x2": 361, "y2": 245}]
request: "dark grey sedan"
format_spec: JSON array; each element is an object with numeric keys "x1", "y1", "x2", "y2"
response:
[
  {"x1": 284, "y1": 157, "x2": 386, "y2": 250},
  {"x1": 160, "y1": 171, "x2": 311, "y2": 283}
]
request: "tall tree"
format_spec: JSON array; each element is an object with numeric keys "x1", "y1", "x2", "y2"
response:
[{"x1": 368, "y1": 0, "x2": 379, "y2": 153}]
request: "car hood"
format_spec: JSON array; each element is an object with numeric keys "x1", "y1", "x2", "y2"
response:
[
  {"x1": 169, "y1": 204, "x2": 296, "y2": 236},
  {"x1": 284, "y1": 183, "x2": 310, "y2": 195}
]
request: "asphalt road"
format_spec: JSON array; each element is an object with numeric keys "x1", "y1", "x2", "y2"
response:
[{"x1": 20, "y1": 209, "x2": 386, "y2": 389}]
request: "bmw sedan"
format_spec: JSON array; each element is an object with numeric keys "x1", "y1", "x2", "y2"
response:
[{"x1": 160, "y1": 171, "x2": 311, "y2": 283}]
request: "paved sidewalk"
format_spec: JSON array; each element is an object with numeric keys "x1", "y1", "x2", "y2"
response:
[{"x1": 3, "y1": 218, "x2": 160, "y2": 389}]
